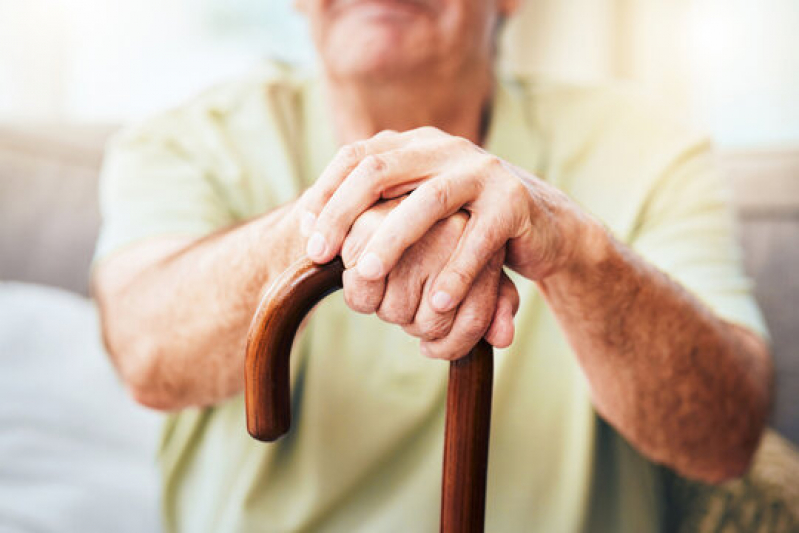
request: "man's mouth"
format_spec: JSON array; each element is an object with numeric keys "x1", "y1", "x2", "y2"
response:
[{"x1": 331, "y1": 0, "x2": 435, "y2": 19}]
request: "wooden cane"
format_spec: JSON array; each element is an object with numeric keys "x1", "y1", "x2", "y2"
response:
[{"x1": 245, "y1": 257, "x2": 493, "y2": 533}]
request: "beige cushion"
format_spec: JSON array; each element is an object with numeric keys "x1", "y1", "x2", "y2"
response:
[{"x1": 0, "y1": 124, "x2": 116, "y2": 295}]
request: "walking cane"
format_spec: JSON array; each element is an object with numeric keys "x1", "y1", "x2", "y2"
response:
[{"x1": 245, "y1": 257, "x2": 493, "y2": 533}]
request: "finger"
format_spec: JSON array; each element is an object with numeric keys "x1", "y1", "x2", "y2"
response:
[
  {"x1": 299, "y1": 130, "x2": 400, "y2": 236},
  {"x1": 342, "y1": 267, "x2": 385, "y2": 315},
  {"x1": 429, "y1": 213, "x2": 511, "y2": 313},
  {"x1": 419, "y1": 255, "x2": 502, "y2": 361},
  {"x1": 340, "y1": 198, "x2": 403, "y2": 268},
  {"x1": 353, "y1": 172, "x2": 481, "y2": 281},
  {"x1": 402, "y1": 276, "x2": 457, "y2": 341},
  {"x1": 375, "y1": 255, "x2": 427, "y2": 326},
  {"x1": 397, "y1": 215, "x2": 468, "y2": 339},
  {"x1": 307, "y1": 143, "x2": 454, "y2": 264},
  {"x1": 300, "y1": 127, "x2": 443, "y2": 236},
  {"x1": 483, "y1": 271, "x2": 519, "y2": 349}
]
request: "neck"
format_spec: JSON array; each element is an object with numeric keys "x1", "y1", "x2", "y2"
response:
[{"x1": 322, "y1": 63, "x2": 494, "y2": 146}]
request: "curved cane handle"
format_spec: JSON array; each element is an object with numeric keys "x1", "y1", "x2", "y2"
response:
[
  {"x1": 245, "y1": 257, "x2": 493, "y2": 532},
  {"x1": 245, "y1": 257, "x2": 345, "y2": 440}
]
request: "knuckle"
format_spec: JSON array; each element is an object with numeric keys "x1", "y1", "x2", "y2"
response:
[
  {"x1": 421, "y1": 315, "x2": 454, "y2": 341},
  {"x1": 508, "y1": 177, "x2": 529, "y2": 199},
  {"x1": 450, "y1": 344, "x2": 474, "y2": 361},
  {"x1": 343, "y1": 272, "x2": 379, "y2": 314},
  {"x1": 307, "y1": 185, "x2": 335, "y2": 210},
  {"x1": 427, "y1": 179, "x2": 451, "y2": 211},
  {"x1": 462, "y1": 313, "x2": 490, "y2": 341},
  {"x1": 339, "y1": 142, "x2": 365, "y2": 164},
  {"x1": 344, "y1": 288, "x2": 374, "y2": 314},
  {"x1": 480, "y1": 216, "x2": 507, "y2": 249},
  {"x1": 377, "y1": 299, "x2": 414, "y2": 326},
  {"x1": 420, "y1": 340, "x2": 448, "y2": 360},
  {"x1": 402, "y1": 323, "x2": 418, "y2": 337},
  {"x1": 420, "y1": 342, "x2": 442, "y2": 359},
  {"x1": 447, "y1": 264, "x2": 474, "y2": 289},
  {"x1": 508, "y1": 183, "x2": 532, "y2": 219},
  {"x1": 428, "y1": 340, "x2": 469, "y2": 361},
  {"x1": 362, "y1": 154, "x2": 387, "y2": 177},
  {"x1": 478, "y1": 154, "x2": 503, "y2": 174},
  {"x1": 453, "y1": 136, "x2": 475, "y2": 151}
]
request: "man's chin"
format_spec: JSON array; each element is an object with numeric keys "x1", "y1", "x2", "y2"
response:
[
  {"x1": 328, "y1": 56, "x2": 420, "y2": 82},
  {"x1": 323, "y1": 28, "x2": 433, "y2": 81}
]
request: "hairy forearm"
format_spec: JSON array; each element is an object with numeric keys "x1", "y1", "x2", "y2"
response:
[
  {"x1": 537, "y1": 230, "x2": 773, "y2": 483},
  {"x1": 94, "y1": 203, "x2": 304, "y2": 410}
]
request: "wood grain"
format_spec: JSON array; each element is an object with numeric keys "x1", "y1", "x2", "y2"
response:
[
  {"x1": 245, "y1": 256, "x2": 493, "y2": 531},
  {"x1": 441, "y1": 339, "x2": 493, "y2": 533},
  {"x1": 245, "y1": 256, "x2": 344, "y2": 441}
]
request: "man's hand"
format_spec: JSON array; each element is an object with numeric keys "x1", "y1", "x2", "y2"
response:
[
  {"x1": 299, "y1": 127, "x2": 606, "y2": 319},
  {"x1": 335, "y1": 198, "x2": 519, "y2": 360},
  {"x1": 297, "y1": 127, "x2": 772, "y2": 483}
]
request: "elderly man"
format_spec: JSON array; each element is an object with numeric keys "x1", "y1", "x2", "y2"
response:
[{"x1": 93, "y1": 1, "x2": 772, "y2": 531}]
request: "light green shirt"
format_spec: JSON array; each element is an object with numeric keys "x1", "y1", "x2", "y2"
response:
[{"x1": 95, "y1": 62, "x2": 767, "y2": 532}]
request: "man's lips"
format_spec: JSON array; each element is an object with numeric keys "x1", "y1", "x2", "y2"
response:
[{"x1": 331, "y1": 0, "x2": 435, "y2": 18}]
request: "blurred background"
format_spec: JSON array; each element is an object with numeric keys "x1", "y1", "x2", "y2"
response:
[
  {"x1": 1, "y1": 0, "x2": 798, "y2": 145},
  {"x1": 0, "y1": 1, "x2": 797, "y2": 531}
]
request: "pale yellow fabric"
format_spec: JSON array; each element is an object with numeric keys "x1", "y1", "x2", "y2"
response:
[{"x1": 95, "y1": 62, "x2": 767, "y2": 532}]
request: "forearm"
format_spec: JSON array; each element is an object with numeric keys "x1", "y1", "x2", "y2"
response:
[
  {"x1": 95, "y1": 202, "x2": 305, "y2": 410},
  {"x1": 283, "y1": 126, "x2": 772, "y2": 480},
  {"x1": 537, "y1": 228, "x2": 773, "y2": 483}
]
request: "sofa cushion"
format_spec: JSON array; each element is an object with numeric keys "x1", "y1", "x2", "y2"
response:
[
  {"x1": 0, "y1": 282, "x2": 162, "y2": 533},
  {"x1": 0, "y1": 124, "x2": 117, "y2": 296}
]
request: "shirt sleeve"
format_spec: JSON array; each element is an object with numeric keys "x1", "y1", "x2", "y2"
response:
[
  {"x1": 93, "y1": 114, "x2": 236, "y2": 263},
  {"x1": 629, "y1": 137, "x2": 769, "y2": 339}
]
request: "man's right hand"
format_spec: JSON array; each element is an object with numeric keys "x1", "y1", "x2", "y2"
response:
[{"x1": 327, "y1": 198, "x2": 519, "y2": 360}]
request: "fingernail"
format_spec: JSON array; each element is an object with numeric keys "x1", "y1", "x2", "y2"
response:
[
  {"x1": 307, "y1": 232, "x2": 328, "y2": 260},
  {"x1": 431, "y1": 291, "x2": 454, "y2": 311},
  {"x1": 357, "y1": 252, "x2": 384, "y2": 279},
  {"x1": 300, "y1": 211, "x2": 316, "y2": 237}
]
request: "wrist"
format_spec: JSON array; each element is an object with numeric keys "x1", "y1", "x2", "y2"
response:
[
  {"x1": 250, "y1": 201, "x2": 307, "y2": 283},
  {"x1": 535, "y1": 214, "x2": 615, "y2": 299},
  {"x1": 575, "y1": 215, "x2": 614, "y2": 271},
  {"x1": 545, "y1": 212, "x2": 613, "y2": 284}
]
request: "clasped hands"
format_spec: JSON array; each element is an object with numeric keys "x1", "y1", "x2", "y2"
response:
[{"x1": 298, "y1": 127, "x2": 599, "y2": 360}]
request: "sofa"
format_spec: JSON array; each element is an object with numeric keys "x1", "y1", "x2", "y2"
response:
[
  {"x1": 0, "y1": 124, "x2": 163, "y2": 532},
  {"x1": 1, "y1": 123, "x2": 797, "y2": 531}
]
